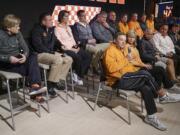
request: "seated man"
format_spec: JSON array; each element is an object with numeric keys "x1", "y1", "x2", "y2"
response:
[
  {"x1": 128, "y1": 13, "x2": 144, "y2": 39},
  {"x1": 169, "y1": 23, "x2": 180, "y2": 53},
  {"x1": 139, "y1": 13, "x2": 147, "y2": 32},
  {"x1": 73, "y1": 10, "x2": 108, "y2": 74},
  {"x1": 118, "y1": 13, "x2": 129, "y2": 35},
  {"x1": 107, "y1": 11, "x2": 119, "y2": 34},
  {"x1": 91, "y1": 11, "x2": 115, "y2": 43},
  {"x1": 31, "y1": 12, "x2": 73, "y2": 97},
  {"x1": 139, "y1": 28, "x2": 167, "y2": 69},
  {"x1": 55, "y1": 10, "x2": 91, "y2": 85},
  {"x1": 103, "y1": 32, "x2": 168, "y2": 131},
  {"x1": 151, "y1": 23, "x2": 179, "y2": 82},
  {"x1": 0, "y1": 14, "x2": 45, "y2": 102},
  {"x1": 169, "y1": 23, "x2": 180, "y2": 75}
]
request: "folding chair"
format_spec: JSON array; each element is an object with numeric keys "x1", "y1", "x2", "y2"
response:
[
  {"x1": 93, "y1": 60, "x2": 144, "y2": 125},
  {"x1": 38, "y1": 63, "x2": 75, "y2": 103}
]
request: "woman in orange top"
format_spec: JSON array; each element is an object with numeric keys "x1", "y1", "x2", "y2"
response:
[
  {"x1": 146, "y1": 14, "x2": 156, "y2": 32},
  {"x1": 126, "y1": 30, "x2": 151, "y2": 69},
  {"x1": 126, "y1": 30, "x2": 175, "y2": 95},
  {"x1": 118, "y1": 14, "x2": 129, "y2": 34}
]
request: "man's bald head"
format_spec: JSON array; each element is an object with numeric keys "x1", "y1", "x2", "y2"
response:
[{"x1": 144, "y1": 28, "x2": 154, "y2": 40}]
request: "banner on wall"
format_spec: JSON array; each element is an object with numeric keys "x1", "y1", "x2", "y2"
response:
[{"x1": 155, "y1": 1, "x2": 173, "y2": 17}]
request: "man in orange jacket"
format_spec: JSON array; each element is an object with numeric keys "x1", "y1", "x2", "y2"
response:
[{"x1": 103, "y1": 32, "x2": 167, "y2": 131}]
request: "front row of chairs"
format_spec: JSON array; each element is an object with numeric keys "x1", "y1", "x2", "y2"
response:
[{"x1": 0, "y1": 60, "x2": 144, "y2": 131}]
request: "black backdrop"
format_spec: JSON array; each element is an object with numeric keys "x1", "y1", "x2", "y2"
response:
[
  {"x1": 0, "y1": 0, "x2": 179, "y2": 36},
  {"x1": 0, "y1": 0, "x2": 145, "y2": 36}
]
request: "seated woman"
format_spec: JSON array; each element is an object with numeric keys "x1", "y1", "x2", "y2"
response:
[
  {"x1": 126, "y1": 30, "x2": 180, "y2": 99},
  {"x1": 55, "y1": 10, "x2": 91, "y2": 85},
  {"x1": 0, "y1": 14, "x2": 45, "y2": 102}
]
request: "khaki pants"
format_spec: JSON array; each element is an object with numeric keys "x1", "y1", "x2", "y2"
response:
[
  {"x1": 38, "y1": 52, "x2": 73, "y2": 82},
  {"x1": 86, "y1": 43, "x2": 109, "y2": 70}
]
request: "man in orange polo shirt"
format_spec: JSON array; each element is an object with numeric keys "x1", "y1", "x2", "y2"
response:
[
  {"x1": 128, "y1": 13, "x2": 144, "y2": 38},
  {"x1": 103, "y1": 32, "x2": 167, "y2": 131}
]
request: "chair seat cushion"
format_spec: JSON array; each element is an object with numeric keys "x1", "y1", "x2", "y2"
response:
[
  {"x1": 0, "y1": 71, "x2": 22, "y2": 79},
  {"x1": 119, "y1": 89, "x2": 136, "y2": 96},
  {"x1": 38, "y1": 63, "x2": 50, "y2": 70}
]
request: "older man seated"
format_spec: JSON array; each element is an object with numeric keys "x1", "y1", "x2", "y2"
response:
[{"x1": 0, "y1": 14, "x2": 45, "y2": 102}]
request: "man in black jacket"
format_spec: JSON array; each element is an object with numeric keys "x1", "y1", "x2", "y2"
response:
[
  {"x1": 0, "y1": 14, "x2": 45, "y2": 102},
  {"x1": 139, "y1": 28, "x2": 167, "y2": 69},
  {"x1": 31, "y1": 12, "x2": 72, "y2": 97}
]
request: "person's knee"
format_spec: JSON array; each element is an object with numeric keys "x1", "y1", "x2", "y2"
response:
[
  {"x1": 53, "y1": 56, "x2": 63, "y2": 64},
  {"x1": 167, "y1": 58, "x2": 174, "y2": 65},
  {"x1": 64, "y1": 56, "x2": 73, "y2": 64}
]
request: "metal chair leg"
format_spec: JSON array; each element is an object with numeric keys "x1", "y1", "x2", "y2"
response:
[
  {"x1": 22, "y1": 77, "x2": 26, "y2": 102},
  {"x1": 126, "y1": 96, "x2": 131, "y2": 125},
  {"x1": 65, "y1": 79, "x2": 68, "y2": 103},
  {"x1": 6, "y1": 79, "x2": 15, "y2": 130},
  {"x1": 43, "y1": 69, "x2": 50, "y2": 113},
  {"x1": 70, "y1": 67, "x2": 75, "y2": 99},
  {"x1": 141, "y1": 98, "x2": 144, "y2": 113},
  {"x1": 94, "y1": 83, "x2": 101, "y2": 111},
  {"x1": 37, "y1": 103, "x2": 41, "y2": 117}
]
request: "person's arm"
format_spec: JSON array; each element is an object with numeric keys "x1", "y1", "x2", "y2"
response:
[
  {"x1": 168, "y1": 37, "x2": 175, "y2": 54},
  {"x1": 0, "y1": 38, "x2": 11, "y2": 62},
  {"x1": 104, "y1": 48, "x2": 127, "y2": 76},
  {"x1": 151, "y1": 34, "x2": 164, "y2": 55},
  {"x1": 17, "y1": 32, "x2": 29, "y2": 57},
  {"x1": 107, "y1": 25, "x2": 116, "y2": 35},
  {"x1": 72, "y1": 24, "x2": 88, "y2": 45},
  {"x1": 129, "y1": 48, "x2": 146, "y2": 67},
  {"x1": 31, "y1": 28, "x2": 52, "y2": 53},
  {"x1": 91, "y1": 23, "x2": 109, "y2": 43},
  {"x1": 139, "y1": 41, "x2": 156, "y2": 62}
]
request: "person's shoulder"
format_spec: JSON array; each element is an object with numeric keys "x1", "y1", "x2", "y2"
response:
[
  {"x1": 0, "y1": 29, "x2": 6, "y2": 36},
  {"x1": 32, "y1": 24, "x2": 44, "y2": 33}
]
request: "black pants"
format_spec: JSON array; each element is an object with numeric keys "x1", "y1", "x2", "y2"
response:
[
  {"x1": 0, "y1": 53, "x2": 41, "y2": 85},
  {"x1": 113, "y1": 70, "x2": 159, "y2": 115},
  {"x1": 64, "y1": 49, "x2": 91, "y2": 78},
  {"x1": 147, "y1": 66, "x2": 174, "y2": 89}
]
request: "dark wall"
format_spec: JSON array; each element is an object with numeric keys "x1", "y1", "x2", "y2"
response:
[
  {"x1": 0, "y1": 0, "x2": 144, "y2": 37},
  {"x1": 173, "y1": 0, "x2": 180, "y2": 17}
]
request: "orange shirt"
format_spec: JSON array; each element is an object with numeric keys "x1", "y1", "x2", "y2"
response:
[
  {"x1": 146, "y1": 19, "x2": 155, "y2": 31},
  {"x1": 118, "y1": 22, "x2": 129, "y2": 34},
  {"x1": 103, "y1": 43, "x2": 139, "y2": 86},
  {"x1": 128, "y1": 21, "x2": 144, "y2": 38},
  {"x1": 125, "y1": 44, "x2": 145, "y2": 70}
]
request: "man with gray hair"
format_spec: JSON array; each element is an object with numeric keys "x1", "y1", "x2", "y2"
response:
[{"x1": 91, "y1": 11, "x2": 115, "y2": 43}]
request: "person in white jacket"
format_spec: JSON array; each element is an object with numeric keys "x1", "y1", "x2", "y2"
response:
[{"x1": 151, "y1": 23, "x2": 178, "y2": 83}]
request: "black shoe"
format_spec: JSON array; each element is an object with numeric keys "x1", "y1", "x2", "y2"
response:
[
  {"x1": 93, "y1": 67, "x2": 101, "y2": 75},
  {"x1": 56, "y1": 81, "x2": 65, "y2": 90},
  {"x1": 48, "y1": 88, "x2": 57, "y2": 98}
]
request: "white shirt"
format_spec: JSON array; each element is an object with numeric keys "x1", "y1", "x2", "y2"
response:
[{"x1": 151, "y1": 32, "x2": 175, "y2": 55}]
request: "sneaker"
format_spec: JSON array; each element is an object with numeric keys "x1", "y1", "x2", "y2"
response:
[
  {"x1": 169, "y1": 84, "x2": 180, "y2": 92},
  {"x1": 144, "y1": 115, "x2": 167, "y2": 131},
  {"x1": 76, "y1": 79, "x2": 83, "y2": 85},
  {"x1": 72, "y1": 73, "x2": 83, "y2": 85},
  {"x1": 48, "y1": 88, "x2": 57, "y2": 98},
  {"x1": 29, "y1": 87, "x2": 47, "y2": 96},
  {"x1": 159, "y1": 93, "x2": 180, "y2": 104},
  {"x1": 56, "y1": 81, "x2": 65, "y2": 90},
  {"x1": 72, "y1": 73, "x2": 78, "y2": 82}
]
